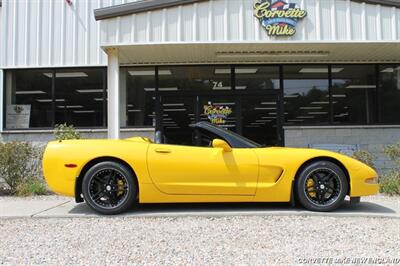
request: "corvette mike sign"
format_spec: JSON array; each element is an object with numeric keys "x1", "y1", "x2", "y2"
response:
[
  {"x1": 203, "y1": 102, "x2": 232, "y2": 125},
  {"x1": 254, "y1": 0, "x2": 307, "y2": 36}
]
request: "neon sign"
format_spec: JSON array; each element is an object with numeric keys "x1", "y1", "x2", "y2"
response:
[{"x1": 254, "y1": 0, "x2": 307, "y2": 36}]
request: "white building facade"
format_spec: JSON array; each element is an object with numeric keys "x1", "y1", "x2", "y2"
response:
[{"x1": 1, "y1": 0, "x2": 400, "y2": 171}]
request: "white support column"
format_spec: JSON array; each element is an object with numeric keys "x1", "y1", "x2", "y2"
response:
[
  {"x1": 0, "y1": 70, "x2": 3, "y2": 133},
  {"x1": 119, "y1": 69, "x2": 127, "y2": 127},
  {"x1": 107, "y1": 48, "x2": 120, "y2": 139}
]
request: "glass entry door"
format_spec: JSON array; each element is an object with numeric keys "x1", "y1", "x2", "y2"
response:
[
  {"x1": 199, "y1": 96, "x2": 237, "y2": 132},
  {"x1": 159, "y1": 92, "x2": 282, "y2": 146},
  {"x1": 240, "y1": 95, "x2": 281, "y2": 146},
  {"x1": 160, "y1": 96, "x2": 196, "y2": 145}
]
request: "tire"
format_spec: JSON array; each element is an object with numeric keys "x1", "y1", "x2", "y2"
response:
[
  {"x1": 295, "y1": 160, "x2": 348, "y2": 212},
  {"x1": 82, "y1": 161, "x2": 137, "y2": 215}
]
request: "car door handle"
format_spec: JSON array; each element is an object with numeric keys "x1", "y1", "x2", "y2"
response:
[{"x1": 155, "y1": 148, "x2": 171, "y2": 154}]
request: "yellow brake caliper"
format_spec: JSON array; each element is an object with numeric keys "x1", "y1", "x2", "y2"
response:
[
  {"x1": 117, "y1": 179, "x2": 125, "y2": 196},
  {"x1": 307, "y1": 179, "x2": 316, "y2": 198}
]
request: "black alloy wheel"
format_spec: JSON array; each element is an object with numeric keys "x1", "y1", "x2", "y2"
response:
[
  {"x1": 295, "y1": 161, "x2": 348, "y2": 212},
  {"x1": 82, "y1": 161, "x2": 137, "y2": 215}
]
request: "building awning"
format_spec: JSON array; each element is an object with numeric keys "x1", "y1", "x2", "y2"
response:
[
  {"x1": 94, "y1": 0, "x2": 400, "y2": 21},
  {"x1": 95, "y1": 0, "x2": 206, "y2": 20},
  {"x1": 96, "y1": 0, "x2": 400, "y2": 65},
  {"x1": 110, "y1": 42, "x2": 400, "y2": 65}
]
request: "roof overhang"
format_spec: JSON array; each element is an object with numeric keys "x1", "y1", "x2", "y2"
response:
[
  {"x1": 95, "y1": 0, "x2": 206, "y2": 20},
  {"x1": 105, "y1": 41, "x2": 400, "y2": 65},
  {"x1": 94, "y1": 0, "x2": 400, "y2": 20},
  {"x1": 352, "y1": 0, "x2": 400, "y2": 7}
]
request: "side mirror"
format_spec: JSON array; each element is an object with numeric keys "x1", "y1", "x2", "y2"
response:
[{"x1": 212, "y1": 139, "x2": 232, "y2": 152}]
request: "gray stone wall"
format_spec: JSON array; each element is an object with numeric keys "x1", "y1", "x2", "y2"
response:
[
  {"x1": 0, "y1": 128, "x2": 155, "y2": 143},
  {"x1": 284, "y1": 125, "x2": 400, "y2": 173}
]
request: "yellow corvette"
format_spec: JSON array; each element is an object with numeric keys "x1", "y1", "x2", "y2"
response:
[{"x1": 43, "y1": 122, "x2": 379, "y2": 215}]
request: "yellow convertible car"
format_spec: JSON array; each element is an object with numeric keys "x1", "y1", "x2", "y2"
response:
[{"x1": 43, "y1": 122, "x2": 379, "y2": 215}]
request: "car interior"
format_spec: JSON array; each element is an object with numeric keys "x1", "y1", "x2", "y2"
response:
[{"x1": 154, "y1": 127, "x2": 222, "y2": 148}]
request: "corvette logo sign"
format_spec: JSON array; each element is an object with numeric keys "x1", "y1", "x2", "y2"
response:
[
  {"x1": 254, "y1": 0, "x2": 307, "y2": 36},
  {"x1": 203, "y1": 102, "x2": 232, "y2": 125}
]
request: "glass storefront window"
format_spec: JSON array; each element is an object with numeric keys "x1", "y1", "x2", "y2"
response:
[
  {"x1": 5, "y1": 64, "x2": 400, "y2": 132},
  {"x1": 5, "y1": 69, "x2": 53, "y2": 128},
  {"x1": 55, "y1": 68, "x2": 105, "y2": 127},
  {"x1": 379, "y1": 65, "x2": 400, "y2": 124},
  {"x1": 123, "y1": 67, "x2": 155, "y2": 127},
  {"x1": 5, "y1": 68, "x2": 107, "y2": 129},
  {"x1": 283, "y1": 65, "x2": 329, "y2": 125},
  {"x1": 332, "y1": 65, "x2": 377, "y2": 124},
  {"x1": 235, "y1": 66, "x2": 280, "y2": 90},
  {"x1": 158, "y1": 66, "x2": 231, "y2": 91}
]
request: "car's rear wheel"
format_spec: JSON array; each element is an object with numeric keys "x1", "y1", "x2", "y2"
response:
[
  {"x1": 82, "y1": 161, "x2": 137, "y2": 215},
  {"x1": 295, "y1": 160, "x2": 348, "y2": 212}
]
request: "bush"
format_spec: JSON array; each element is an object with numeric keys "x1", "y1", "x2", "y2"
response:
[
  {"x1": 352, "y1": 150, "x2": 375, "y2": 169},
  {"x1": 384, "y1": 142, "x2": 400, "y2": 167},
  {"x1": 54, "y1": 123, "x2": 80, "y2": 141},
  {"x1": 380, "y1": 141, "x2": 400, "y2": 195},
  {"x1": 0, "y1": 141, "x2": 47, "y2": 196},
  {"x1": 15, "y1": 178, "x2": 48, "y2": 196},
  {"x1": 379, "y1": 171, "x2": 400, "y2": 196}
]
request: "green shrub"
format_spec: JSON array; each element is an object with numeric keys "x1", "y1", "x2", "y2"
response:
[
  {"x1": 54, "y1": 123, "x2": 80, "y2": 141},
  {"x1": 0, "y1": 141, "x2": 46, "y2": 195},
  {"x1": 352, "y1": 150, "x2": 375, "y2": 169},
  {"x1": 15, "y1": 178, "x2": 48, "y2": 196},
  {"x1": 379, "y1": 171, "x2": 400, "y2": 196},
  {"x1": 379, "y1": 141, "x2": 400, "y2": 195},
  {"x1": 384, "y1": 142, "x2": 400, "y2": 167}
]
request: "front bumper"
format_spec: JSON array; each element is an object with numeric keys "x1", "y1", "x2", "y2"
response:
[{"x1": 349, "y1": 166, "x2": 379, "y2": 197}]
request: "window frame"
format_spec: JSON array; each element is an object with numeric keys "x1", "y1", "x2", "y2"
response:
[
  {"x1": 377, "y1": 63, "x2": 400, "y2": 125},
  {"x1": 3, "y1": 63, "x2": 400, "y2": 131},
  {"x1": 3, "y1": 67, "x2": 108, "y2": 130}
]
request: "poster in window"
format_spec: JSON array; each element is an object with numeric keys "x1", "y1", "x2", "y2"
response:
[{"x1": 6, "y1": 105, "x2": 31, "y2": 129}]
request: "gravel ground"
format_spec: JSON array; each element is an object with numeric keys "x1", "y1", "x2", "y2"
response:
[{"x1": 0, "y1": 215, "x2": 399, "y2": 265}]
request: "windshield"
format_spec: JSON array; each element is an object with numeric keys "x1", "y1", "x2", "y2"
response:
[
  {"x1": 211, "y1": 126, "x2": 263, "y2": 148},
  {"x1": 191, "y1": 122, "x2": 263, "y2": 148}
]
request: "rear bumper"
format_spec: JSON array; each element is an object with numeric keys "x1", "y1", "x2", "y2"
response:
[
  {"x1": 42, "y1": 144, "x2": 78, "y2": 197},
  {"x1": 44, "y1": 172, "x2": 76, "y2": 197}
]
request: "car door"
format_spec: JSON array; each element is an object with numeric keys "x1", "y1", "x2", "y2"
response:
[{"x1": 147, "y1": 143, "x2": 259, "y2": 195}]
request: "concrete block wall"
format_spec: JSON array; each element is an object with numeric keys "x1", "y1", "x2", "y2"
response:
[{"x1": 284, "y1": 125, "x2": 400, "y2": 174}]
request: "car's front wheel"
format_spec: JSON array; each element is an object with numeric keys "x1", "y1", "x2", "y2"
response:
[
  {"x1": 82, "y1": 161, "x2": 137, "y2": 215},
  {"x1": 295, "y1": 160, "x2": 348, "y2": 212}
]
